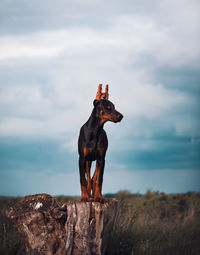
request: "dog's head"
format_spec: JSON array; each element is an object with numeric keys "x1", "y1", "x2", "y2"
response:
[{"x1": 93, "y1": 84, "x2": 123, "y2": 124}]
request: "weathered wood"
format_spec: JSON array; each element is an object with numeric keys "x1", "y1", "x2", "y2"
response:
[{"x1": 6, "y1": 193, "x2": 118, "y2": 255}]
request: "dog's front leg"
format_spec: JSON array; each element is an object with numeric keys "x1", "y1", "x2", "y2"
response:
[
  {"x1": 79, "y1": 157, "x2": 90, "y2": 201},
  {"x1": 86, "y1": 161, "x2": 92, "y2": 198},
  {"x1": 93, "y1": 158, "x2": 105, "y2": 203}
]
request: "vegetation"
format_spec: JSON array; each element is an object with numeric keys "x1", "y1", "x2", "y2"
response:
[
  {"x1": 0, "y1": 197, "x2": 21, "y2": 255},
  {"x1": 110, "y1": 190, "x2": 200, "y2": 255},
  {"x1": 1, "y1": 191, "x2": 200, "y2": 255}
]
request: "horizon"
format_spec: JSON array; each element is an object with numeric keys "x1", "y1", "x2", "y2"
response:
[{"x1": 1, "y1": 189, "x2": 200, "y2": 198}]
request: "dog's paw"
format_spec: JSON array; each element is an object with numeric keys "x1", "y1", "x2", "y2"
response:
[
  {"x1": 81, "y1": 193, "x2": 90, "y2": 202},
  {"x1": 94, "y1": 194, "x2": 104, "y2": 203}
]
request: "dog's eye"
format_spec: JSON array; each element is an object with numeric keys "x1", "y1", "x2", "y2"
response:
[{"x1": 107, "y1": 106, "x2": 111, "y2": 110}]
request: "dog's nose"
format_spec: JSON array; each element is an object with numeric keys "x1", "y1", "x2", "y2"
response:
[{"x1": 118, "y1": 113, "x2": 123, "y2": 122}]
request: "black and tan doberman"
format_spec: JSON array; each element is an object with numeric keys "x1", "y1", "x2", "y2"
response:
[{"x1": 78, "y1": 84, "x2": 123, "y2": 202}]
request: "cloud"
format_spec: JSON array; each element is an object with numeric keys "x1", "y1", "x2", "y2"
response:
[
  {"x1": 0, "y1": 137, "x2": 77, "y2": 173},
  {"x1": 0, "y1": 23, "x2": 198, "y2": 139},
  {"x1": 0, "y1": 0, "x2": 199, "y2": 195},
  {"x1": 0, "y1": 28, "x2": 116, "y2": 61},
  {"x1": 1, "y1": 2, "x2": 200, "y2": 66}
]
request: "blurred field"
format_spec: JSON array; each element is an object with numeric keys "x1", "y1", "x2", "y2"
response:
[
  {"x1": 0, "y1": 191, "x2": 200, "y2": 255},
  {"x1": 109, "y1": 191, "x2": 200, "y2": 255}
]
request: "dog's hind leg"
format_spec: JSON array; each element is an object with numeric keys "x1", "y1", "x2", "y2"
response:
[
  {"x1": 79, "y1": 157, "x2": 90, "y2": 201},
  {"x1": 92, "y1": 167, "x2": 98, "y2": 199}
]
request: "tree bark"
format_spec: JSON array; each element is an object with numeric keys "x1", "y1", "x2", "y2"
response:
[{"x1": 6, "y1": 193, "x2": 118, "y2": 255}]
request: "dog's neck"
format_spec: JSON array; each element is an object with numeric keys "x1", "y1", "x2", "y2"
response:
[{"x1": 85, "y1": 108, "x2": 104, "y2": 138}]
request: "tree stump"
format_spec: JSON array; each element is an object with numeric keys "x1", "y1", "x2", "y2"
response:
[{"x1": 6, "y1": 193, "x2": 118, "y2": 255}]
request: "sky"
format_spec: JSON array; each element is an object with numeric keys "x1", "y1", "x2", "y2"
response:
[{"x1": 0, "y1": 0, "x2": 200, "y2": 196}]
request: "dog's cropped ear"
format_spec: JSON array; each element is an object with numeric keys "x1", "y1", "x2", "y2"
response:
[{"x1": 93, "y1": 100, "x2": 100, "y2": 107}]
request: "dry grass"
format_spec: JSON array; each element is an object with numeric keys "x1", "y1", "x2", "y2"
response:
[
  {"x1": 1, "y1": 191, "x2": 200, "y2": 254},
  {"x1": 109, "y1": 191, "x2": 200, "y2": 255}
]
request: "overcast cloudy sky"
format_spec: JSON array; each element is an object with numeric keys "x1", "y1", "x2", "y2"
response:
[{"x1": 0, "y1": 0, "x2": 200, "y2": 196}]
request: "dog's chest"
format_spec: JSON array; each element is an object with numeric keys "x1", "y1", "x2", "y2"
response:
[{"x1": 84, "y1": 137, "x2": 106, "y2": 160}]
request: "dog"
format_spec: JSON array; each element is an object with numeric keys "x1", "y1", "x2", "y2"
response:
[{"x1": 78, "y1": 84, "x2": 123, "y2": 202}]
